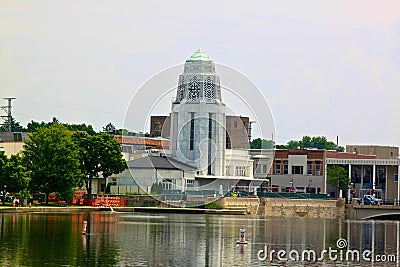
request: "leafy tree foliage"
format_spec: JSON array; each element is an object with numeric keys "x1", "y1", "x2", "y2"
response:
[
  {"x1": 5, "y1": 154, "x2": 31, "y2": 198},
  {"x1": 26, "y1": 117, "x2": 96, "y2": 135},
  {"x1": 250, "y1": 138, "x2": 274, "y2": 149},
  {"x1": 66, "y1": 123, "x2": 96, "y2": 135},
  {"x1": 327, "y1": 165, "x2": 349, "y2": 194},
  {"x1": 0, "y1": 117, "x2": 24, "y2": 132},
  {"x1": 23, "y1": 124, "x2": 83, "y2": 204},
  {"x1": 103, "y1": 122, "x2": 117, "y2": 134},
  {"x1": 278, "y1": 136, "x2": 345, "y2": 152},
  {"x1": 0, "y1": 152, "x2": 8, "y2": 205},
  {"x1": 72, "y1": 132, "x2": 127, "y2": 198},
  {"x1": 151, "y1": 182, "x2": 163, "y2": 195},
  {"x1": 0, "y1": 152, "x2": 31, "y2": 205}
]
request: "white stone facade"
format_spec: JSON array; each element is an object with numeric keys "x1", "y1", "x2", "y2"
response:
[{"x1": 170, "y1": 49, "x2": 226, "y2": 177}]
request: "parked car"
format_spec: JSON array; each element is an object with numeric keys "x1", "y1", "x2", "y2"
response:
[
  {"x1": 358, "y1": 195, "x2": 378, "y2": 205},
  {"x1": 0, "y1": 193, "x2": 15, "y2": 202}
]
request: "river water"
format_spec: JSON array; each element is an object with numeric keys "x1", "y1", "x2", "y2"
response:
[{"x1": 0, "y1": 211, "x2": 398, "y2": 266}]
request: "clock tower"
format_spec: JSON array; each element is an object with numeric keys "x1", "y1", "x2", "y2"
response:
[{"x1": 170, "y1": 49, "x2": 226, "y2": 176}]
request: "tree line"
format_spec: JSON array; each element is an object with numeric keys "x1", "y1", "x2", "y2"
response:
[
  {"x1": 251, "y1": 135, "x2": 345, "y2": 152},
  {"x1": 0, "y1": 120, "x2": 127, "y2": 205}
]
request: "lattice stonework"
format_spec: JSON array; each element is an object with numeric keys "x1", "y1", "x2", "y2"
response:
[
  {"x1": 204, "y1": 76, "x2": 215, "y2": 102},
  {"x1": 215, "y1": 77, "x2": 221, "y2": 100},
  {"x1": 177, "y1": 77, "x2": 185, "y2": 101},
  {"x1": 188, "y1": 76, "x2": 200, "y2": 101}
]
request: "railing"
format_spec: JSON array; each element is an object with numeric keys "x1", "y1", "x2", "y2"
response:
[
  {"x1": 257, "y1": 192, "x2": 330, "y2": 200},
  {"x1": 352, "y1": 198, "x2": 400, "y2": 206}
]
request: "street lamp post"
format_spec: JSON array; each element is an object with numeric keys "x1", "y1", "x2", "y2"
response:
[{"x1": 289, "y1": 178, "x2": 294, "y2": 193}]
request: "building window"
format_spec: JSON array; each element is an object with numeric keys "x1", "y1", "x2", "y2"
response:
[
  {"x1": 186, "y1": 180, "x2": 194, "y2": 188},
  {"x1": 14, "y1": 132, "x2": 23, "y2": 142},
  {"x1": 162, "y1": 179, "x2": 173, "y2": 190},
  {"x1": 263, "y1": 164, "x2": 268, "y2": 174},
  {"x1": 377, "y1": 166, "x2": 386, "y2": 187},
  {"x1": 315, "y1": 161, "x2": 321, "y2": 175},
  {"x1": 292, "y1": 166, "x2": 303, "y2": 175},
  {"x1": 225, "y1": 166, "x2": 230, "y2": 176},
  {"x1": 275, "y1": 160, "x2": 281, "y2": 174},
  {"x1": 377, "y1": 167, "x2": 386, "y2": 179},
  {"x1": 307, "y1": 161, "x2": 313, "y2": 175},
  {"x1": 283, "y1": 163, "x2": 288, "y2": 174},
  {"x1": 189, "y1": 113, "x2": 195, "y2": 150},
  {"x1": 207, "y1": 114, "x2": 213, "y2": 175},
  {"x1": 255, "y1": 164, "x2": 261, "y2": 174},
  {"x1": 235, "y1": 166, "x2": 246, "y2": 176}
]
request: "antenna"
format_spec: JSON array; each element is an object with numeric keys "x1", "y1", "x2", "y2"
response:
[
  {"x1": 1, "y1": 97, "x2": 16, "y2": 132},
  {"x1": 336, "y1": 136, "x2": 339, "y2": 151}
]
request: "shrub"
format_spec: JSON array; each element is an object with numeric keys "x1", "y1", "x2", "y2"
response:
[{"x1": 204, "y1": 202, "x2": 223, "y2": 209}]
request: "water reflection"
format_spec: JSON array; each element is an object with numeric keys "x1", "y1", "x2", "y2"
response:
[{"x1": 0, "y1": 212, "x2": 398, "y2": 266}]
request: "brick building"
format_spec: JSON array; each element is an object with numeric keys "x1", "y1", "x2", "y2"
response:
[{"x1": 253, "y1": 146, "x2": 400, "y2": 200}]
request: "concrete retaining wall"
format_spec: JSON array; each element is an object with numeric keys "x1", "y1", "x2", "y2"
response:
[
  {"x1": 215, "y1": 197, "x2": 260, "y2": 215},
  {"x1": 215, "y1": 197, "x2": 345, "y2": 219},
  {"x1": 261, "y1": 198, "x2": 345, "y2": 219}
]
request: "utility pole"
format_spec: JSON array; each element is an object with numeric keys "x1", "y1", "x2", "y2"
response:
[{"x1": 0, "y1": 97, "x2": 16, "y2": 132}]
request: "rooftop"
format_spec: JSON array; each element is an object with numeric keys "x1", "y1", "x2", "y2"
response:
[
  {"x1": 186, "y1": 49, "x2": 212, "y2": 62},
  {"x1": 127, "y1": 155, "x2": 197, "y2": 172}
]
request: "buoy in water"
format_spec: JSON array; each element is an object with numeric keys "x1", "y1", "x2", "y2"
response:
[
  {"x1": 82, "y1": 220, "x2": 87, "y2": 235},
  {"x1": 236, "y1": 228, "x2": 248, "y2": 244}
]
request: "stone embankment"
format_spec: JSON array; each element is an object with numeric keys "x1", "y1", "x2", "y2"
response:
[
  {"x1": 216, "y1": 197, "x2": 345, "y2": 219},
  {"x1": 0, "y1": 197, "x2": 346, "y2": 219}
]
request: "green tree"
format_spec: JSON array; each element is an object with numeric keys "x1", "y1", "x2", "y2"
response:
[
  {"x1": 0, "y1": 117, "x2": 25, "y2": 132},
  {"x1": 286, "y1": 140, "x2": 301, "y2": 149},
  {"x1": 0, "y1": 151, "x2": 8, "y2": 205},
  {"x1": 26, "y1": 118, "x2": 96, "y2": 135},
  {"x1": 278, "y1": 136, "x2": 345, "y2": 152},
  {"x1": 4, "y1": 154, "x2": 31, "y2": 203},
  {"x1": 151, "y1": 182, "x2": 163, "y2": 195},
  {"x1": 327, "y1": 165, "x2": 349, "y2": 197},
  {"x1": 117, "y1": 129, "x2": 129, "y2": 136},
  {"x1": 301, "y1": 136, "x2": 312, "y2": 148},
  {"x1": 103, "y1": 123, "x2": 116, "y2": 134},
  {"x1": 23, "y1": 124, "x2": 83, "y2": 204},
  {"x1": 72, "y1": 132, "x2": 127, "y2": 199},
  {"x1": 26, "y1": 120, "x2": 47, "y2": 132},
  {"x1": 250, "y1": 138, "x2": 274, "y2": 149},
  {"x1": 65, "y1": 123, "x2": 96, "y2": 135}
]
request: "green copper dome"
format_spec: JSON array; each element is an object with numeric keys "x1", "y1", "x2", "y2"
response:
[
  {"x1": 186, "y1": 49, "x2": 212, "y2": 62},
  {"x1": 182, "y1": 49, "x2": 216, "y2": 75}
]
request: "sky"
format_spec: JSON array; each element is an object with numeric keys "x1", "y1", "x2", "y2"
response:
[{"x1": 1, "y1": 1, "x2": 399, "y2": 147}]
